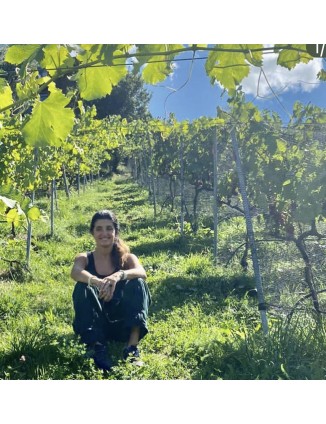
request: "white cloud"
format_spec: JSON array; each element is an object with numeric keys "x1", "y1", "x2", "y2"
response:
[
  {"x1": 240, "y1": 54, "x2": 323, "y2": 98},
  {"x1": 168, "y1": 62, "x2": 179, "y2": 82}
]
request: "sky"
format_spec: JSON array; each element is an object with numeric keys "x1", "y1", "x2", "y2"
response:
[{"x1": 145, "y1": 49, "x2": 326, "y2": 123}]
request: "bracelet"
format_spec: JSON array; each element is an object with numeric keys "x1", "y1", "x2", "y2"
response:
[
  {"x1": 120, "y1": 270, "x2": 126, "y2": 280},
  {"x1": 87, "y1": 275, "x2": 94, "y2": 287}
]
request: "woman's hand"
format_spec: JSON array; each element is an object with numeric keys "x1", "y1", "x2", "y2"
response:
[{"x1": 99, "y1": 271, "x2": 123, "y2": 302}]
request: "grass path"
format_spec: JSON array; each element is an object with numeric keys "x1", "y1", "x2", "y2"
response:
[{"x1": 1, "y1": 173, "x2": 326, "y2": 380}]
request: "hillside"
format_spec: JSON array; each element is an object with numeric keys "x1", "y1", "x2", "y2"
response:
[{"x1": 1, "y1": 172, "x2": 326, "y2": 380}]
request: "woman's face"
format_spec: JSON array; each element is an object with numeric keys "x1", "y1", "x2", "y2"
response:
[{"x1": 91, "y1": 219, "x2": 116, "y2": 248}]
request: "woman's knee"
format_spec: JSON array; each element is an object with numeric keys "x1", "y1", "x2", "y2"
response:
[
  {"x1": 124, "y1": 278, "x2": 151, "y2": 308},
  {"x1": 125, "y1": 278, "x2": 149, "y2": 297},
  {"x1": 125, "y1": 277, "x2": 145, "y2": 290}
]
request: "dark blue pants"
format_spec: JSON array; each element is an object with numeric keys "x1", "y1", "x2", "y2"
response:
[{"x1": 72, "y1": 278, "x2": 151, "y2": 346}]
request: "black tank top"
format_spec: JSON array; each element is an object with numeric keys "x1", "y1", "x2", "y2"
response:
[{"x1": 85, "y1": 251, "x2": 119, "y2": 279}]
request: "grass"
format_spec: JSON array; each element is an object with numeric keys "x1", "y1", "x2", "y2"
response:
[{"x1": 1, "y1": 172, "x2": 326, "y2": 380}]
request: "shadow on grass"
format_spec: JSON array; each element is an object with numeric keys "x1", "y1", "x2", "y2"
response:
[
  {"x1": 126, "y1": 218, "x2": 170, "y2": 232},
  {"x1": 74, "y1": 223, "x2": 90, "y2": 236},
  {"x1": 119, "y1": 198, "x2": 149, "y2": 210},
  {"x1": 148, "y1": 274, "x2": 257, "y2": 317},
  {"x1": 131, "y1": 235, "x2": 212, "y2": 256}
]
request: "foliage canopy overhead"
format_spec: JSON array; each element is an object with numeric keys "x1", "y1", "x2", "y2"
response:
[{"x1": 0, "y1": 44, "x2": 325, "y2": 147}]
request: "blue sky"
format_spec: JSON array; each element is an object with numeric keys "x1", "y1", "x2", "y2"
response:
[{"x1": 145, "y1": 49, "x2": 326, "y2": 123}]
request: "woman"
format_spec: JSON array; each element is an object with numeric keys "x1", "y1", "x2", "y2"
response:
[{"x1": 70, "y1": 209, "x2": 151, "y2": 371}]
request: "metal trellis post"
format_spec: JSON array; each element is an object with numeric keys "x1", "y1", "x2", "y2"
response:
[
  {"x1": 230, "y1": 127, "x2": 269, "y2": 334},
  {"x1": 180, "y1": 138, "x2": 185, "y2": 236},
  {"x1": 213, "y1": 127, "x2": 219, "y2": 265}
]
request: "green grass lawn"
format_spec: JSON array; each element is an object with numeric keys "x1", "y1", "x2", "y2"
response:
[{"x1": 1, "y1": 173, "x2": 326, "y2": 380}]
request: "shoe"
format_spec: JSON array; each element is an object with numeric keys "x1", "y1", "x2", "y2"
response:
[
  {"x1": 122, "y1": 345, "x2": 144, "y2": 366},
  {"x1": 88, "y1": 343, "x2": 113, "y2": 371}
]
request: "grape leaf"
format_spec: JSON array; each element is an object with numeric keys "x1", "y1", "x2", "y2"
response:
[
  {"x1": 142, "y1": 59, "x2": 172, "y2": 84},
  {"x1": 205, "y1": 45, "x2": 250, "y2": 93},
  {"x1": 6, "y1": 208, "x2": 22, "y2": 226},
  {"x1": 0, "y1": 80, "x2": 13, "y2": 109},
  {"x1": 277, "y1": 45, "x2": 313, "y2": 70},
  {"x1": 135, "y1": 44, "x2": 183, "y2": 83},
  {"x1": 5, "y1": 44, "x2": 43, "y2": 65},
  {"x1": 318, "y1": 69, "x2": 326, "y2": 81},
  {"x1": 40, "y1": 45, "x2": 75, "y2": 76},
  {"x1": 27, "y1": 206, "x2": 41, "y2": 221},
  {"x1": 22, "y1": 84, "x2": 74, "y2": 147},
  {"x1": 76, "y1": 64, "x2": 127, "y2": 100},
  {"x1": 242, "y1": 44, "x2": 263, "y2": 66}
]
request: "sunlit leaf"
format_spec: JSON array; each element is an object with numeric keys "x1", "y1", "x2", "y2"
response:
[
  {"x1": 5, "y1": 44, "x2": 43, "y2": 65},
  {"x1": 0, "y1": 80, "x2": 13, "y2": 109},
  {"x1": 135, "y1": 44, "x2": 182, "y2": 83},
  {"x1": 40, "y1": 45, "x2": 75, "y2": 77},
  {"x1": 276, "y1": 139, "x2": 287, "y2": 152},
  {"x1": 76, "y1": 64, "x2": 127, "y2": 100},
  {"x1": 27, "y1": 205, "x2": 41, "y2": 221},
  {"x1": 318, "y1": 69, "x2": 326, "y2": 81},
  {"x1": 280, "y1": 363, "x2": 290, "y2": 379},
  {"x1": 205, "y1": 45, "x2": 250, "y2": 93},
  {"x1": 277, "y1": 45, "x2": 313, "y2": 70},
  {"x1": 22, "y1": 84, "x2": 74, "y2": 147},
  {"x1": 6, "y1": 208, "x2": 22, "y2": 226},
  {"x1": 242, "y1": 44, "x2": 263, "y2": 66},
  {"x1": 282, "y1": 180, "x2": 291, "y2": 186}
]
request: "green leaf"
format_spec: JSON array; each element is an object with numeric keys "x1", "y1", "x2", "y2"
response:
[
  {"x1": 135, "y1": 44, "x2": 182, "y2": 83},
  {"x1": 276, "y1": 139, "x2": 287, "y2": 153},
  {"x1": 280, "y1": 363, "x2": 290, "y2": 379},
  {"x1": 76, "y1": 64, "x2": 127, "y2": 100},
  {"x1": 277, "y1": 45, "x2": 313, "y2": 70},
  {"x1": 242, "y1": 44, "x2": 263, "y2": 66},
  {"x1": 0, "y1": 80, "x2": 13, "y2": 109},
  {"x1": 318, "y1": 69, "x2": 326, "y2": 81},
  {"x1": 282, "y1": 180, "x2": 291, "y2": 186},
  {"x1": 27, "y1": 206, "x2": 41, "y2": 221},
  {"x1": 5, "y1": 44, "x2": 43, "y2": 65},
  {"x1": 205, "y1": 45, "x2": 250, "y2": 92},
  {"x1": 40, "y1": 45, "x2": 75, "y2": 77},
  {"x1": 77, "y1": 44, "x2": 102, "y2": 63},
  {"x1": 100, "y1": 45, "x2": 119, "y2": 65},
  {"x1": 142, "y1": 59, "x2": 172, "y2": 84},
  {"x1": 22, "y1": 84, "x2": 74, "y2": 147},
  {"x1": 6, "y1": 208, "x2": 23, "y2": 226}
]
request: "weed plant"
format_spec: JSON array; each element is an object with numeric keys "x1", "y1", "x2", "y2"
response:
[{"x1": 0, "y1": 173, "x2": 326, "y2": 380}]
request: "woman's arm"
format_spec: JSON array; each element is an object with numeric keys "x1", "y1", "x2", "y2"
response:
[
  {"x1": 121, "y1": 253, "x2": 147, "y2": 280},
  {"x1": 70, "y1": 253, "x2": 103, "y2": 288},
  {"x1": 100, "y1": 253, "x2": 147, "y2": 302}
]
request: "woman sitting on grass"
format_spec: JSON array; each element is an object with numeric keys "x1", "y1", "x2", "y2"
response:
[{"x1": 70, "y1": 209, "x2": 151, "y2": 371}]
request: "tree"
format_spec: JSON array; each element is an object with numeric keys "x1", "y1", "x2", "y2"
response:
[{"x1": 85, "y1": 73, "x2": 152, "y2": 120}]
